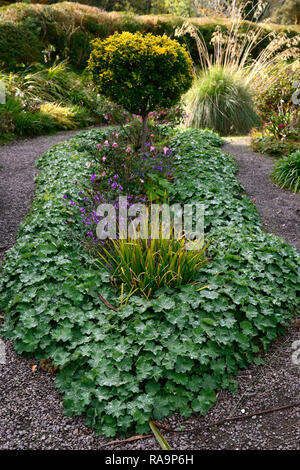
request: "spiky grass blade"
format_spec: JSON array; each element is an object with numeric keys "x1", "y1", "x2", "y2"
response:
[{"x1": 149, "y1": 420, "x2": 172, "y2": 450}]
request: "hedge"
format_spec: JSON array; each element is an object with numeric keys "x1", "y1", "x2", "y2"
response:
[
  {"x1": 0, "y1": 2, "x2": 299, "y2": 69},
  {"x1": 0, "y1": 127, "x2": 299, "y2": 438},
  {"x1": 0, "y1": 21, "x2": 42, "y2": 69}
]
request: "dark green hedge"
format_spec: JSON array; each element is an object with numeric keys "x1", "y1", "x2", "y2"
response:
[
  {"x1": 0, "y1": 2, "x2": 298, "y2": 69},
  {"x1": 0, "y1": 21, "x2": 42, "y2": 69}
]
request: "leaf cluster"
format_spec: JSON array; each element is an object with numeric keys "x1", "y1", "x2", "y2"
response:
[{"x1": 0, "y1": 127, "x2": 299, "y2": 438}]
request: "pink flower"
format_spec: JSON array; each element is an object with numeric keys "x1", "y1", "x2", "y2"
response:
[
  {"x1": 102, "y1": 156, "x2": 106, "y2": 162},
  {"x1": 85, "y1": 161, "x2": 91, "y2": 168},
  {"x1": 125, "y1": 146, "x2": 131, "y2": 153},
  {"x1": 150, "y1": 146, "x2": 155, "y2": 152},
  {"x1": 140, "y1": 179, "x2": 144, "y2": 183},
  {"x1": 150, "y1": 134, "x2": 155, "y2": 137},
  {"x1": 104, "y1": 140, "x2": 110, "y2": 146},
  {"x1": 96, "y1": 144, "x2": 102, "y2": 150},
  {"x1": 104, "y1": 114, "x2": 109, "y2": 120},
  {"x1": 101, "y1": 171, "x2": 106, "y2": 177},
  {"x1": 163, "y1": 146, "x2": 169, "y2": 155},
  {"x1": 112, "y1": 142, "x2": 118, "y2": 148},
  {"x1": 112, "y1": 132, "x2": 119, "y2": 139}
]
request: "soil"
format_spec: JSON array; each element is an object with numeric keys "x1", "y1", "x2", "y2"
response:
[{"x1": 0, "y1": 133, "x2": 299, "y2": 450}]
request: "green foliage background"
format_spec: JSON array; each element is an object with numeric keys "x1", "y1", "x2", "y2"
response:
[{"x1": 0, "y1": 2, "x2": 298, "y2": 70}]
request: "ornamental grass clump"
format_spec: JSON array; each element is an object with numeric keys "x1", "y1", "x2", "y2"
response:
[
  {"x1": 184, "y1": 66, "x2": 259, "y2": 135},
  {"x1": 176, "y1": 7, "x2": 299, "y2": 134},
  {"x1": 272, "y1": 150, "x2": 300, "y2": 193},
  {"x1": 97, "y1": 224, "x2": 208, "y2": 298}
]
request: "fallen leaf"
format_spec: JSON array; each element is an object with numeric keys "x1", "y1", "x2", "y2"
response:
[{"x1": 32, "y1": 365, "x2": 37, "y2": 372}]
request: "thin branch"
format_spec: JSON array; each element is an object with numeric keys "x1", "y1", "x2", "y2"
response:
[
  {"x1": 105, "y1": 434, "x2": 152, "y2": 447},
  {"x1": 97, "y1": 293, "x2": 118, "y2": 312},
  {"x1": 153, "y1": 402, "x2": 300, "y2": 434}
]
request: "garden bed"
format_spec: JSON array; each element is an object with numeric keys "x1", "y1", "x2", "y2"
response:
[{"x1": 0, "y1": 127, "x2": 299, "y2": 438}]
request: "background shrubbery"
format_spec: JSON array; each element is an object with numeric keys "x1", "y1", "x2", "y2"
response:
[
  {"x1": 0, "y1": 61, "x2": 129, "y2": 141},
  {"x1": 251, "y1": 60, "x2": 300, "y2": 156},
  {"x1": 0, "y1": 2, "x2": 298, "y2": 70}
]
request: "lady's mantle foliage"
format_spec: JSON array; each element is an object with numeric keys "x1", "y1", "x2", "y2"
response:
[{"x1": 0, "y1": 128, "x2": 299, "y2": 438}]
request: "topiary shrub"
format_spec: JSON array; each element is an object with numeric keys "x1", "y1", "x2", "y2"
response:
[
  {"x1": 88, "y1": 31, "x2": 194, "y2": 148},
  {"x1": 184, "y1": 66, "x2": 260, "y2": 135}
]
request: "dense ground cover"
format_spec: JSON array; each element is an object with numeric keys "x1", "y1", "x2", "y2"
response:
[{"x1": 0, "y1": 126, "x2": 299, "y2": 438}]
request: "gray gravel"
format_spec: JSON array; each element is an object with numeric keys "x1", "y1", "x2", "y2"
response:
[
  {"x1": 223, "y1": 137, "x2": 300, "y2": 251},
  {"x1": 0, "y1": 132, "x2": 299, "y2": 450},
  {"x1": 0, "y1": 130, "x2": 85, "y2": 262}
]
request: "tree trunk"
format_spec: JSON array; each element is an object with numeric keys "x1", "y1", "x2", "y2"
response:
[{"x1": 141, "y1": 112, "x2": 148, "y2": 152}]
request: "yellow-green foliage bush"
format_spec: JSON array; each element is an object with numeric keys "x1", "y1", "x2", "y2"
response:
[
  {"x1": 88, "y1": 31, "x2": 193, "y2": 146},
  {"x1": 88, "y1": 31, "x2": 193, "y2": 116}
]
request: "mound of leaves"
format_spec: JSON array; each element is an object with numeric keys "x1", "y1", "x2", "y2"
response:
[{"x1": 0, "y1": 128, "x2": 299, "y2": 438}]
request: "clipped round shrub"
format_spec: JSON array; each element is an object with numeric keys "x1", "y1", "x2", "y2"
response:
[
  {"x1": 88, "y1": 31, "x2": 193, "y2": 146},
  {"x1": 272, "y1": 150, "x2": 300, "y2": 192},
  {"x1": 184, "y1": 66, "x2": 260, "y2": 135}
]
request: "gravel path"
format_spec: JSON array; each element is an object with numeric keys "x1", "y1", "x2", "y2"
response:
[
  {"x1": 0, "y1": 130, "x2": 86, "y2": 263},
  {"x1": 223, "y1": 137, "x2": 300, "y2": 251},
  {"x1": 0, "y1": 133, "x2": 299, "y2": 450}
]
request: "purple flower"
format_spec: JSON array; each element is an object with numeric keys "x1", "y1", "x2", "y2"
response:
[{"x1": 63, "y1": 194, "x2": 68, "y2": 199}]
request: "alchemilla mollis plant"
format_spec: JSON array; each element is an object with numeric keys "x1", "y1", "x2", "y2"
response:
[{"x1": 0, "y1": 127, "x2": 299, "y2": 438}]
